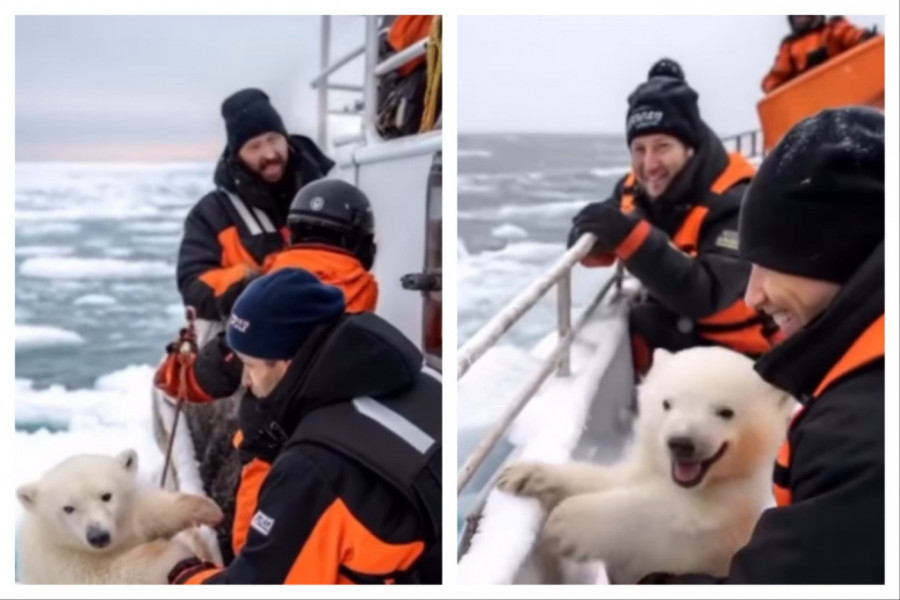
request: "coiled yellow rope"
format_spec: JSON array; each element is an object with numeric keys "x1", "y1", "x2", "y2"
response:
[{"x1": 420, "y1": 15, "x2": 442, "y2": 133}]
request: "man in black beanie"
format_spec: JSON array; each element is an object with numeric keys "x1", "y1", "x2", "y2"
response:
[
  {"x1": 567, "y1": 76, "x2": 771, "y2": 377},
  {"x1": 641, "y1": 107, "x2": 884, "y2": 584},
  {"x1": 159, "y1": 88, "x2": 335, "y2": 561},
  {"x1": 177, "y1": 88, "x2": 336, "y2": 324},
  {"x1": 167, "y1": 269, "x2": 442, "y2": 584}
]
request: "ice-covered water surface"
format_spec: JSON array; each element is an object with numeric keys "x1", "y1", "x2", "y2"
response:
[{"x1": 15, "y1": 162, "x2": 215, "y2": 579}]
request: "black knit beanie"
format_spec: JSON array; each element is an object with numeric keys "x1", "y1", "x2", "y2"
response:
[
  {"x1": 626, "y1": 77, "x2": 702, "y2": 148},
  {"x1": 221, "y1": 88, "x2": 289, "y2": 154},
  {"x1": 739, "y1": 106, "x2": 884, "y2": 284}
]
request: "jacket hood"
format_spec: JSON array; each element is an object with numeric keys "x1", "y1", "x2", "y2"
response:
[{"x1": 266, "y1": 312, "x2": 422, "y2": 432}]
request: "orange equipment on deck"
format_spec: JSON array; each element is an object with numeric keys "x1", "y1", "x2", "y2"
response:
[{"x1": 757, "y1": 35, "x2": 884, "y2": 153}]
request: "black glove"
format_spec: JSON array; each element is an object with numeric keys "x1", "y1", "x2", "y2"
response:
[
  {"x1": 861, "y1": 25, "x2": 878, "y2": 41},
  {"x1": 168, "y1": 556, "x2": 218, "y2": 584},
  {"x1": 805, "y1": 46, "x2": 829, "y2": 69},
  {"x1": 570, "y1": 202, "x2": 642, "y2": 254},
  {"x1": 638, "y1": 571, "x2": 676, "y2": 584}
]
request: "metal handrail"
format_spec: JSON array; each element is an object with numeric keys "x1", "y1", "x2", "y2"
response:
[
  {"x1": 375, "y1": 38, "x2": 428, "y2": 76},
  {"x1": 721, "y1": 128, "x2": 764, "y2": 159},
  {"x1": 457, "y1": 233, "x2": 596, "y2": 380},
  {"x1": 311, "y1": 16, "x2": 438, "y2": 151},
  {"x1": 310, "y1": 45, "x2": 366, "y2": 89},
  {"x1": 457, "y1": 268, "x2": 621, "y2": 494}
]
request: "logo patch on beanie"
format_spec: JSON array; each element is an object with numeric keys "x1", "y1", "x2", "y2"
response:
[
  {"x1": 628, "y1": 109, "x2": 664, "y2": 131},
  {"x1": 715, "y1": 230, "x2": 740, "y2": 251},
  {"x1": 229, "y1": 313, "x2": 250, "y2": 333},
  {"x1": 309, "y1": 196, "x2": 325, "y2": 211}
]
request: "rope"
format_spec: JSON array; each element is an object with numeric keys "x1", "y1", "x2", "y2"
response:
[
  {"x1": 160, "y1": 306, "x2": 197, "y2": 489},
  {"x1": 420, "y1": 15, "x2": 442, "y2": 133}
]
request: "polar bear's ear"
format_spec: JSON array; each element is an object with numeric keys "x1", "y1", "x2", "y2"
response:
[
  {"x1": 652, "y1": 348, "x2": 672, "y2": 367},
  {"x1": 17, "y1": 483, "x2": 38, "y2": 510},
  {"x1": 117, "y1": 449, "x2": 138, "y2": 474}
]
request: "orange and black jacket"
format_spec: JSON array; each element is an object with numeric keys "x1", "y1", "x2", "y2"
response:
[
  {"x1": 187, "y1": 248, "x2": 379, "y2": 556},
  {"x1": 170, "y1": 313, "x2": 442, "y2": 585},
  {"x1": 642, "y1": 243, "x2": 884, "y2": 584},
  {"x1": 762, "y1": 16, "x2": 874, "y2": 93},
  {"x1": 579, "y1": 124, "x2": 770, "y2": 356},
  {"x1": 176, "y1": 134, "x2": 334, "y2": 321}
]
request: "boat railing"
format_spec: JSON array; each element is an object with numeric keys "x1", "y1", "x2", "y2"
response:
[
  {"x1": 311, "y1": 16, "x2": 432, "y2": 150},
  {"x1": 456, "y1": 233, "x2": 624, "y2": 493},
  {"x1": 720, "y1": 129, "x2": 764, "y2": 159}
]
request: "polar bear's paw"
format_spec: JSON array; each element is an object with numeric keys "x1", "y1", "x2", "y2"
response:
[
  {"x1": 497, "y1": 461, "x2": 570, "y2": 510},
  {"x1": 177, "y1": 494, "x2": 224, "y2": 529}
]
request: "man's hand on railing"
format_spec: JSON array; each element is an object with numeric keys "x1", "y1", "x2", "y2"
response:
[{"x1": 567, "y1": 202, "x2": 641, "y2": 267}]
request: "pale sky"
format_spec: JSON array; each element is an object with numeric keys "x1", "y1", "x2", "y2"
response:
[
  {"x1": 459, "y1": 15, "x2": 885, "y2": 136},
  {"x1": 15, "y1": 15, "x2": 366, "y2": 161}
]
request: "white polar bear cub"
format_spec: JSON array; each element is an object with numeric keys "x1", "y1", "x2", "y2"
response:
[
  {"x1": 498, "y1": 346, "x2": 795, "y2": 584},
  {"x1": 17, "y1": 449, "x2": 223, "y2": 584}
]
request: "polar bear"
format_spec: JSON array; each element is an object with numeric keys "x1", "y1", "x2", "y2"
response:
[
  {"x1": 498, "y1": 346, "x2": 795, "y2": 584},
  {"x1": 16, "y1": 449, "x2": 223, "y2": 584}
]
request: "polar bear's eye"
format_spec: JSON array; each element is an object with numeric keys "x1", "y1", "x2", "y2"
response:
[
  {"x1": 62, "y1": 505, "x2": 75, "y2": 514},
  {"x1": 716, "y1": 407, "x2": 735, "y2": 420},
  {"x1": 662, "y1": 399, "x2": 671, "y2": 411},
  {"x1": 101, "y1": 493, "x2": 112, "y2": 502}
]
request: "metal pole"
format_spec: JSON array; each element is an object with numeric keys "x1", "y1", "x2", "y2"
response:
[
  {"x1": 374, "y1": 38, "x2": 428, "y2": 76},
  {"x1": 362, "y1": 16, "x2": 380, "y2": 144},
  {"x1": 457, "y1": 274, "x2": 617, "y2": 494},
  {"x1": 317, "y1": 16, "x2": 330, "y2": 149},
  {"x1": 310, "y1": 48, "x2": 367, "y2": 89},
  {"x1": 457, "y1": 232, "x2": 596, "y2": 380},
  {"x1": 556, "y1": 272, "x2": 571, "y2": 376}
]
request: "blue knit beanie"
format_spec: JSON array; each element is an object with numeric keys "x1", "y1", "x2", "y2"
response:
[{"x1": 226, "y1": 268, "x2": 346, "y2": 361}]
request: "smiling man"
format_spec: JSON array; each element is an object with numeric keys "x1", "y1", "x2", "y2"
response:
[
  {"x1": 642, "y1": 106, "x2": 885, "y2": 584},
  {"x1": 567, "y1": 76, "x2": 772, "y2": 377}
]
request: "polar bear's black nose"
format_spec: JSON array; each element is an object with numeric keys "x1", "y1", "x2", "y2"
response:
[
  {"x1": 87, "y1": 527, "x2": 111, "y2": 548},
  {"x1": 667, "y1": 436, "x2": 696, "y2": 458}
]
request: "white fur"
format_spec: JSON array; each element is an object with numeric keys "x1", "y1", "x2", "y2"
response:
[
  {"x1": 497, "y1": 346, "x2": 795, "y2": 584},
  {"x1": 17, "y1": 449, "x2": 223, "y2": 584}
]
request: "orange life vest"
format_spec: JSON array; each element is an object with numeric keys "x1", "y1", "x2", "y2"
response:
[
  {"x1": 773, "y1": 313, "x2": 885, "y2": 507},
  {"x1": 619, "y1": 153, "x2": 770, "y2": 355}
]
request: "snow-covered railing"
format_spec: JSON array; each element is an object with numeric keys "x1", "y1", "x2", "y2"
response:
[
  {"x1": 456, "y1": 233, "x2": 623, "y2": 493},
  {"x1": 457, "y1": 233, "x2": 597, "y2": 380}
]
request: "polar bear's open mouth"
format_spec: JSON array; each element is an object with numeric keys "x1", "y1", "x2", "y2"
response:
[{"x1": 671, "y1": 442, "x2": 729, "y2": 488}]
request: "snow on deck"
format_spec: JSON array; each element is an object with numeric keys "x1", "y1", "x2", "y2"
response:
[{"x1": 458, "y1": 304, "x2": 627, "y2": 584}]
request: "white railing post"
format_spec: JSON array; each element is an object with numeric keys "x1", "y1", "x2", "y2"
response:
[
  {"x1": 362, "y1": 16, "x2": 380, "y2": 144},
  {"x1": 317, "y1": 16, "x2": 331, "y2": 149},
  {"x1": 556, "y1": 271, "x2": 571, "y2": 376}
]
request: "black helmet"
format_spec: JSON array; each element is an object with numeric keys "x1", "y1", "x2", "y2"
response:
[
  {"x1": 288, "y1": 179, "x2": 377, "y2": 269},
  {"x1": 648, "y1": 58, "x2": 685, "y2": 82},
  {"x1": 788, "y1": 15, "x2": 825, "y2": 35}
]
